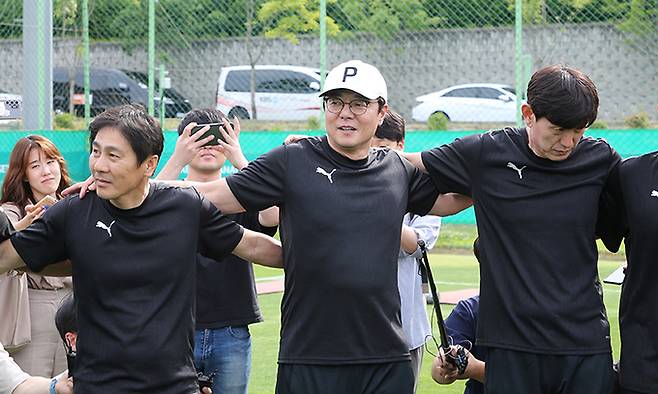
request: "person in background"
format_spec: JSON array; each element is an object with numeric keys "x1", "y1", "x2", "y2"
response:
[
  {"x1": 432, "y1": 238, "x2": 486, "y2": 394},
  {"x1": 158, "y1": 108, "x2": 278, "y2": 394},
  {"x1": 370, "y1": 110, "x2": 444, "y2": 393},
  {"x1": 0, "y1": 135, "x2": 73, "y2": 377}
]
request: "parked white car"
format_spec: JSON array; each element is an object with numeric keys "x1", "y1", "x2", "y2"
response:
[
  {"x1": 412, "y1": 83, "x2": 517, "y2": 123},
  {"x1": 216, "y1": 65, "x2": 322, "y2": 121},
  {"x1": 0, "y1": 90, "x2": 22, "y2": 119}
]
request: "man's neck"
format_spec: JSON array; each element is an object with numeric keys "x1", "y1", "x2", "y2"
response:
[
  {"x1": 109, "y1": 181, "x2": 150, "y2": 210},
  {"x1": 186, "y1": 168, "x2": 221, "y2": 183},
  {"x1": 326, "y1": 138, "x2": 370, "y2": 161}
]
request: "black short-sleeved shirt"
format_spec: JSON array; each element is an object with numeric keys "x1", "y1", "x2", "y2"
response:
[
  {"x1": 422, "y1": 127, "x2": 620, "y2": 354},
  {"x1": 10, "y1": 183, "x2": 244, "y2": 394},
  {"x1": 196, "y1": 212, "x2": 277, "y2": 329},
  {"x1": 598, "y1": 152, "x2": 658, "y2": 393},
  {"x1": 226, "y1": 136, "x2": 439, "y2": 364}
]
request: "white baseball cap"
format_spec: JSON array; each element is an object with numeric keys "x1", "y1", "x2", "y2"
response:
[{"x1": 319, "y1": 60, "x2": 388, "y2": 102}]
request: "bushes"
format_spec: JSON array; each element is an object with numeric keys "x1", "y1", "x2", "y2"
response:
[
  {"x1": 427, "y1": 112, "x2": 449, "y2": 130},
  {"x1": 589, "y1": 120, "x2": 608, "y2": 129},
  {"x1": 54, "y1": 113, "x2": 76, "y2": 129},
  {"x1": 624, "y1": 112, "x2": 650, "y2": 129},
  {"x1": 306, "y1": 116, "x2": 321, "y2": 130}
]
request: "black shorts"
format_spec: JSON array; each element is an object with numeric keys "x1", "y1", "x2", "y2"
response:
[
  {"x1": 485, "y1": 348, "x2": 615, "y2": 394},
  {"x1": 275, "y1": 361, "x2": 414, "y2": 394}
]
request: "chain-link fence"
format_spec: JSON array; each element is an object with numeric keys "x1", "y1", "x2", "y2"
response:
[
  {"x1": 0, "y1": 0, "x2": 656, "y2": 131},
  {"x1": 0, "y1": 0, "x2": 657, "y2": 205}
]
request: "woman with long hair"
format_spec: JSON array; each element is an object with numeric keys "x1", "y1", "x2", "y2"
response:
[{"x1": 0, "y1": 135, "x2": 73, "y2": 377}]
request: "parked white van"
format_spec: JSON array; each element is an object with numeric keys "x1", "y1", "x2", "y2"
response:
[{"x1": 216, "y1": 65, "x2": 322, "y2": 121}]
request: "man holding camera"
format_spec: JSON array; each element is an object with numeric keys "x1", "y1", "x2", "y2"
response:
[{"x1": 157, "y1": 108, "x2": 278, "y2": 394}]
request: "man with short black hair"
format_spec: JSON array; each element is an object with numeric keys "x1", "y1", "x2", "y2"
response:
[
  {"x1": 403, "y1": 65, "x2": 620, "y2": 393},
  {"x1": 0, "y1": 104, "x2": 282, "y2": 394}
]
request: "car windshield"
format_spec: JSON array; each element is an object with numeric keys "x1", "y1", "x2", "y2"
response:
[
  {"x1": 502, "y1": 87, "x2": 516, "y2": 95},
  {"x1": 124, "y1": 71, "x2": 159, "y2": 90}
]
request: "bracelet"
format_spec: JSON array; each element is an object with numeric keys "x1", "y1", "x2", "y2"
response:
[{"x1": 49, "y1": 377, "x2": 58, "y2": 394}]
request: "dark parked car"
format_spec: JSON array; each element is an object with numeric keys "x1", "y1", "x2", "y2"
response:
[
  {"x1": 53, "y1": 67, "x2": 191, "y2": 118},
  {"x1": 122, "y1": 70, "x2": 191, "y2": 118}
]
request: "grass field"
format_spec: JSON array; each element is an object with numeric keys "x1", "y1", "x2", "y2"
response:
[{"x1": 248, "y1": 251, "x2": 624, "y2": 394}]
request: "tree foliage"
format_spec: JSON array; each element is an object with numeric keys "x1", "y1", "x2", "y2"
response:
[
  {"x1": 258, "y1": 0, "x2": 339, "y2": 44},
  {"x1": 0, "y1": 0, "x2": 653, "y2": 42}
]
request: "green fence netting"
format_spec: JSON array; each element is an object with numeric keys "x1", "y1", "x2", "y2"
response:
[{"x1": 1, "y1": 128, "x2": 656, "y2": 224}]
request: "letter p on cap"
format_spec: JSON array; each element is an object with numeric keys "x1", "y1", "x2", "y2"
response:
[{"x1": 342, "y1": 67, "x2": 358, "y2": 82}]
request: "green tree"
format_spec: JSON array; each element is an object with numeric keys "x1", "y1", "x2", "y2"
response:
[
  {"x1": 54, "y1": 0, "x2": 83, "y2": 114},
  {"x1": 258, "y1": 0, "x2": 339, "y2": 44},
  {"x1": 332, "y1": 0, "x2": 440, "y2": 38},
  {"x1": 616, "y1": 0, "x2": 657, "y2": 38}
]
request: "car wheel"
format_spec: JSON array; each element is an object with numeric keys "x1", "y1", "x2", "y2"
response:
[{"x1": 228, "y1": 107, "x2": 250, "y2": 120}]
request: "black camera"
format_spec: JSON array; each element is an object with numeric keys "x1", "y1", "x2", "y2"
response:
[
  {"x1": 66, "y1": 350, "x2": 77, "y2": 379},
  {"x1": 197, "y1": 372, "x2": 214, "y2": 390}
]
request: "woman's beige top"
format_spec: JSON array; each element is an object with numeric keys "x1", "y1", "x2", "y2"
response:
[{"x1": 1, "y1": 202, "x2": 72, "y2": 290}]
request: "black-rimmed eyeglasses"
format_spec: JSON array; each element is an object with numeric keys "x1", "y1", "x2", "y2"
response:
[{"x1": 323, "y1": 97, "x2": 377, "y2": 116}]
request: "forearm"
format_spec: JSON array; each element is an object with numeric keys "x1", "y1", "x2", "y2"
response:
[
  {"x1": 234, "y1": 230, "x2": 283, "y2": 268},
  {"x1": 400, "y1": 225, "x2": 418, "y2": 254},
  {"x1": 154, "y1": 178, "x2": 246, "y2": 214},
  {"x1": 155, "y1": 158, "x2": 186, "y2": 181},
  {"x1": 463, "y1": 358, "x2": 485, "y2": 383},
  {"x1": 429, "y1": 193, "x2": 473, "y2": 216},
  {"x1": 12, "y1": 376, "x2": 50, "y2": 394},
  {"x1": 13, "y1": 216, "x2": 32, "y2": 232},
  {"x1": 230, "y1": 152, "x2": 249, "y2": 171},
  {"x1": 251, "y1": 234, "x2": 283, "y2": 268}
]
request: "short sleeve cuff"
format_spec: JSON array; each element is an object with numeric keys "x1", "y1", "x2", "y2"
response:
[{"x1": 10, "y1": 235, "x2": 46, "y2": 273}]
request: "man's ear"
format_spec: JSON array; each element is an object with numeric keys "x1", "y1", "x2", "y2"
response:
[
  {"x1": 521, "y1": 103, "x2": 535, "y2": 127},
  {"x1": 144, "y1": 155, "x2": 159, "y2": 177},
  {"x1": 378, "y1": 102, "x2": 389, "y2": 121}
]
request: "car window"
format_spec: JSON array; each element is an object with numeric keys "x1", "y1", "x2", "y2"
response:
[
  {"x1": 477, "y1": 87, "x2": 505, "y2": 99},
  {"x1": 502, "y1": 87, "x2": 516, "y2": 95},
  {"x1": 443, "y1": 87, "x2": 480, "y2": 98},
  {"x1": 224, "y1": 69, "x2": 318, "y2": 93},
  {"x1": 265, "y1": 71, "x2": 317, "y2": 93},
  {"x1": 224, "y1": 70, "x2": 251, "y2": 92}
]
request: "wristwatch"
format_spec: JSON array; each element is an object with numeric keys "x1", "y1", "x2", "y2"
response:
[{"x1": 49, "y1": 377, "x2": 58, "y2": 394}]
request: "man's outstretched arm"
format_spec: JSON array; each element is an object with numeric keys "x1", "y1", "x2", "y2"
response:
[
  {"x1": 232, "y1": 229, "x2": 283, "y2": 268},
  {"x1": 429, "y1": 193, "x2": 473, "y2": 217},
  {"x1": 400, "y1": 151, "x2": 426, "y2": 172}
]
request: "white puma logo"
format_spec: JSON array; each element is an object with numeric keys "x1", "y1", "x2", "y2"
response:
[
  {"x1": 316, "y1": 166, "x2": 336, "y2": 184},
  {"x1": 96, "y1": 220, "x2": 115, "y2": 237},
  {"x1": 651, "y1": 190, "x2": 658, "y2": 198},
  {"x1": 507, "y1": 162, "x2": 527, "y2": 179}
]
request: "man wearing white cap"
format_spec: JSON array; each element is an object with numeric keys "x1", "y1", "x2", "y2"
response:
[{"x1": 72, "y1": 60, "x2": 469, "y2": 393}]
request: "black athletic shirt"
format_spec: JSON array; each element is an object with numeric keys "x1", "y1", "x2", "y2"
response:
[
  {"x1": 10, "y1": 183, "x2": 244, "y2": 393},
  {"x1": 226, "y1": 136, "x2": 439, "y2": 364},
  {"x1": 196, "y1": 212, "x2": 277, "y2": 329},
  {"x1": 598, "y1": 152, "x2": 658, "y2": 393},
  {"x1": 421, "y1": 127, "x2": 620, "y2": 354}
]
